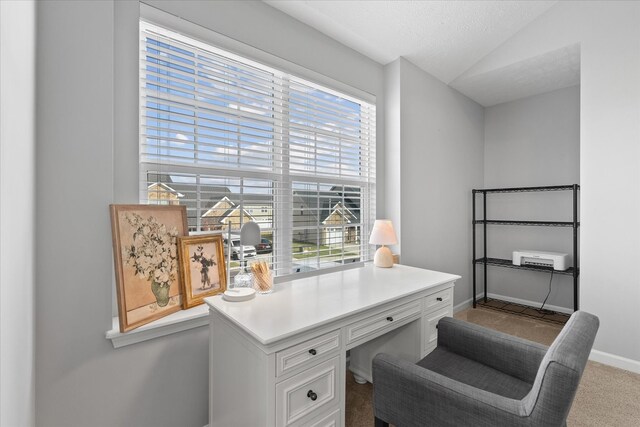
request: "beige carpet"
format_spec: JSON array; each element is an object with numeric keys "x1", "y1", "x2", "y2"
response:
[{"x1": 345, "y1": 307, "x2": 640, "y2": 427}]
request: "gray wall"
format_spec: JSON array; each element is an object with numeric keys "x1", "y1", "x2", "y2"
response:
[
  {"x1": 30, "y1": 3, "x2": 640, "y2": 426},
  {"x1": 462, "y1": 0, "x2": 640, "y2": 366},
  {"x1": 482, "y1": 85, "x2": 580, "y2": 310},
  {"x1": 1, "y1": 1, "x2": 36, "y2": 425},
  {"x1": 35, "y1": 1, "x2": 384, "y2": 426},
  {"x1": 386, "y1": 58, "x2": 485, "y2": 308}
]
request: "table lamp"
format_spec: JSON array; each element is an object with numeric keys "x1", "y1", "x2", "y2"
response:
[
  {"x1": 239, "y1": 220, "x2": 260, "y2": 265},
  {"x1": 369, "y1": 219, "x2": 398, "y2": 268},
  {"x1": 240, "y1": 221, "x2": 261, "y2": 247},
  {"x1": 226, "y1": 221, "x2": 261, "y2": 287}
]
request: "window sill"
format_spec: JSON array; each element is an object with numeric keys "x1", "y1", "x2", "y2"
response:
[
  {"x1": 105, "y1": 263, "x2": 366, "y2": 348},
  {"x1": 106, "y1": 304, "x2": 209, "y2": 348}
]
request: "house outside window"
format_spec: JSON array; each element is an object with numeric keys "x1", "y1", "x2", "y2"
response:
[{"x1": 139, "y1": 21, "x2": 376, "y2": 278}]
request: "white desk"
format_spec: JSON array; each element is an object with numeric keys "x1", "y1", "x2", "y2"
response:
[{"x1": 205, "y1": 264, "x2": 460, "y2": 427}]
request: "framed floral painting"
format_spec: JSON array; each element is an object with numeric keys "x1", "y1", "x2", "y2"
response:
[
  {"x1": 110, "y1": 204, "x2": 188, "y2": 332},
  {"x1": 177, "y1": 234, "x2": 227, "y2": 309}
]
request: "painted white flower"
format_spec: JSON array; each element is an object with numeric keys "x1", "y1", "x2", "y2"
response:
[{"x1": 123, "y1": 212, "x2": 179, "y2": 287}]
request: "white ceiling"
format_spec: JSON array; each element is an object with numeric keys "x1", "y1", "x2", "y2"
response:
[
  {"x1": 265, "y1": 0, "x2": 577, "y2": 106},
  {"x1": 450, "y1": 43, "x2": 580, "y2": 107}
]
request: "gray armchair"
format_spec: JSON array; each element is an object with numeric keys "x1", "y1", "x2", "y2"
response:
[{"x1": 372, "y1": 310, "x2": 599, "y2": 427}]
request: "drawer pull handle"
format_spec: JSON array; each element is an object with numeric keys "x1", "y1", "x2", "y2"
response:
[
  {"x1": 307, "y1": 390, "x2": 318, "y2": 401},
  {"x1": 386, "y1": 316, "x2": 394, "y2": 322},
  {"x1": 308, "y1": 349, "x2": 317, "y2": 356},
  {"x1": 437, "y1": 297, "x2": 443, "y2": 301}
]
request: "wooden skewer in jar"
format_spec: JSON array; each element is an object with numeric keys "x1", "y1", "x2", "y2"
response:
[{"x1": 251, "y1": 261, "x2": 273, "y2": 293}]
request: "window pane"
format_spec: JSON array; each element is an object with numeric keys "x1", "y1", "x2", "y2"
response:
[
  {"x1": 291, "y1": 182, "x2": 363, "y2": 272},
  {"x1": 140, "y1": 21, "x2": 375, "y2": 280}
]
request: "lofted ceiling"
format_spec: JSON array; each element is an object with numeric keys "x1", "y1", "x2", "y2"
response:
[{"x1": 265, "y1": 0, "x2": 578, "y2": 107}]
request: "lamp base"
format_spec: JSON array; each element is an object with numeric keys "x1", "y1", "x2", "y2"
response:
[{"x1": 374, "y1": 246, "x2": 394, "y2": 268}]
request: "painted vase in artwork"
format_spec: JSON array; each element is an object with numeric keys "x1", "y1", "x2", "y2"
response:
[
  {"x1": 151, "y1": 280, "x2": 171, "y2": 307},
  {"x1": 122, "y1": 212, "x2": 179, "y2": 307}
]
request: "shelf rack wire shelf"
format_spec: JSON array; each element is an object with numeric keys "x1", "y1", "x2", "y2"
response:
[
  {"x1": 480, "y1": 184, "x2": 577, "y2": 193},
  {"x1": 474, "y1": 257, "x2": 577, "y2": 276},
  {"x1": 474, "y1": 220, "x2": 578, "y2": 227},
  {"x1": 472, "y1": 184, "x2": 580, "y2": 312}
]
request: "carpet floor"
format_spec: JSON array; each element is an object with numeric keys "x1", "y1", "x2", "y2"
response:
[{"x1": 345, "y1": 307, "x2": 640, "y2": 427}]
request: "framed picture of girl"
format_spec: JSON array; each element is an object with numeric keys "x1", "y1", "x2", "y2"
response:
[{"x1": 177, "y1": 234, "x2": 227, "y2": 309}]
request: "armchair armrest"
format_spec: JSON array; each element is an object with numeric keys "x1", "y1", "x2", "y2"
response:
[
  {"x1": 372, "y1": 353, "x2": 528, "y2": 427},
  {"x1": 437, "y1": 317, "x2": 548, "y2": 383}
]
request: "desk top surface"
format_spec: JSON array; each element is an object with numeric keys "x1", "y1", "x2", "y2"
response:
[{"x1": 204, "y1": 264, "x2": 460, "y2": 346}]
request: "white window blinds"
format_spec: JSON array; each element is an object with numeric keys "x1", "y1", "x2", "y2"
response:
[{"x1": 140, "y1": 21, "x2": 376, "y2": 277}]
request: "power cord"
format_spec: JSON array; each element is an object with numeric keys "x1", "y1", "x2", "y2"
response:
[{"x1": 538, "y1": 270, "x2": 555, "y2": 314}]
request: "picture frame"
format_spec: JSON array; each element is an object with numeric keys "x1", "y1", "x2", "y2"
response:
[
  {"x1": 177, "y1": 234, "x2": 227, "y2": 309},
  {"x1": 110, "y1": 204, "x2": 188, "y2": 332}
]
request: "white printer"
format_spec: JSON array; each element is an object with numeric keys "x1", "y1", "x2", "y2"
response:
[{"x1": 512, "y1": 250, "x2": 569, "y2": 271}]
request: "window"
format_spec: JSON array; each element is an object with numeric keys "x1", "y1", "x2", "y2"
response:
[{"x1": 139, "y1": 21, "x2": 376, "y2": 278}]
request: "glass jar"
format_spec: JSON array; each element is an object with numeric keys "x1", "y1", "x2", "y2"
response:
[
  {"x1": 252, "y1": 264, "x2": 273, "y2": 294},
  {"x1": 233, "y1": 261, "x2": 253, "y2": 288}
]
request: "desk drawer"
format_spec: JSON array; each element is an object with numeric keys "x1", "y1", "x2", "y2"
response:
[
  {"x1": 346, "y1": 300, "x2": 422, "y2": 345},
  {"x1": 276, "y1": 330, "x2": 340, "y2": 377},
  {"x1": 423, "y1": 306, "x2": 452, "y2": 351},
  {"x1": 302, "y1": 409, "x2": 340, "y2": 427},
  {"x1": 276, "y1": 356, "x2": 340, "y2": 426},
  {"x1": 424, "y1": 287, "x2": 452, "y2": 313}
]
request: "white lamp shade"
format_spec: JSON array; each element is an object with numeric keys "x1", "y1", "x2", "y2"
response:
[
  {"x1": 240, "y1": 221, "x2": 261, "y2": 246},
  {"x1": 369, "y1": 219, "x2": 398, "y2": 246}
]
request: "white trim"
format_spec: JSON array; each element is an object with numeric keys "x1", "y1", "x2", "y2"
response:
[
  {"x1": 106, "y1": 304, "x2": 209, "y2": 348},
  {"x1": 201, "y1": 196, "x2": 235, "y2": 218},
  {"x1": 454, "y1": 292, "x2": 573, "y2": 315},
  {"x1": 220, "y1": 206, "x2": 257, "y2": 224},
  {"x1": 147, "y1": 182, "x2": 184, "y2": 198},
  {"x1": 481, "y1": 292, "x2": 572, "y2": 314},
  {"x1": 321, "y1": 202, "x2": 356, "y2": 225},
  {"x1": 589, "y1": 349, "x2": 640, "y2": 374},
  {"x1": 454, "y1": 297, "x2": 474, "y2": 314}
]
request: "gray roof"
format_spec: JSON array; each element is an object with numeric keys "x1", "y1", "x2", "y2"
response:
[{"x1": 147, "y1": 173, "x2": 361, "y2": 222}]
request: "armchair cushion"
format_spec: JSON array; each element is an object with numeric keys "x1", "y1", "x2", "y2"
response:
[
  {"x1": 436, "y1": 317, "x2": 548, "y2": 383},
  {"x1": 373, "y1": 353, "x2": 527, "y2": 427},
  {"x1": 417, "y1": 347, "x2": 532, "y2": 399}
]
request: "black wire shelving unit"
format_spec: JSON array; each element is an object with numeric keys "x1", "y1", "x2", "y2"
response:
[{"x1": 472, "y1": 184, "x2": 580, "y2": 312}]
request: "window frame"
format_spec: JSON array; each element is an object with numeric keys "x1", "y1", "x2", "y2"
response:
[
  {"x1": 108, "y1": 4, "x2": 380, "y2": 348},
  {"x1": 138, "y1": 14, "x2": 376, "y2": 280}
]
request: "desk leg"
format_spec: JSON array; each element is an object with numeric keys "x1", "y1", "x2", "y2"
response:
[{"x1": 352, "y1": 374, "x2": 367, "y2": 384}]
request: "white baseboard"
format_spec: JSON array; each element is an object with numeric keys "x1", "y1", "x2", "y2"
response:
[
  {"x1": 455, "y1": 293, "x2": 572, "y2": 314},
  {"x1": 469, "y1": 292, "x2": 573, "y2": 314},
  {"x1": 589, "y1": 349, "x2": 640, "y2": 374},
  {"x1": 453, "y1": 297, "x2": 474, "y2": 313}
]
